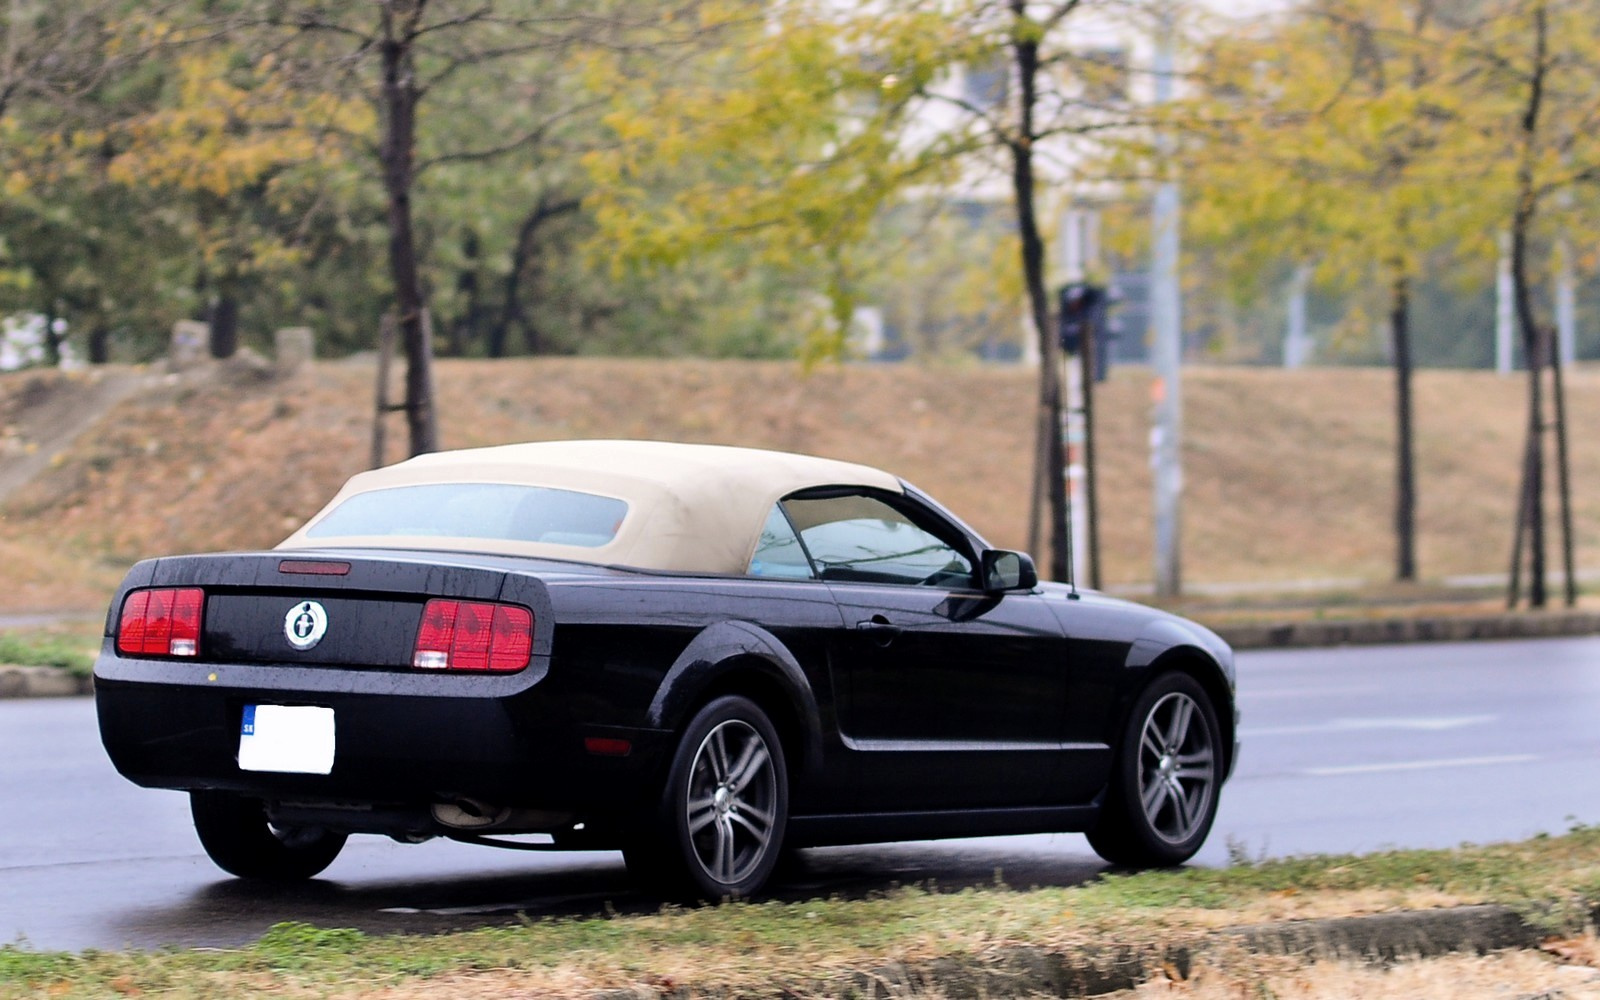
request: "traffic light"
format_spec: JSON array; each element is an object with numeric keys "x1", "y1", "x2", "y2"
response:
[{"x1": 1057, "y1": 283, "x2": 1115, "y2": 380}]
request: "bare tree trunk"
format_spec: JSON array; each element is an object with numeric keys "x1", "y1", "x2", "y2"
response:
[
  {"x1": 1009, "y1": 1, "x2": 1068, "y2": 582},
  {"x1": 1508, "y1": 0, "x2": 1548, "y2": 609},
  {"x1": 1394, "y1": 9, "x2": 1430, "y2": 585},
  {"x1": 380, "y1": 0, "x2": 437, "y2": 457},
  {"x1": 447, "y1": 230, "x2": 482, "y2": 358},
  {"x1": 208, "y1": 286, "x2": 240, "y2": 359},
  {"x1": 41, "y1": 300, "x2": 61, "y2": 366},
  {"x1": 492, "y1": 196, "x2": 580, "y2": 358},
  {"x1": 490, "y1": 219, "x2": 534, "y2": 358},
  {"x1": 1390, "y1": 270, "x2": 1417, "y2": 582},
  {"x1": 1508, "y1": 432, "x2": 1530, "y2": 608},
  {"x1": 1511, "y1": 239, "x2": 1547, "y2": 609},
  {"x1": 1550, "y1": 339, "x2": 1577, "y2": 606},
  {"x1": 88, "y1": 323, "x2": 109, "y2": 364}
]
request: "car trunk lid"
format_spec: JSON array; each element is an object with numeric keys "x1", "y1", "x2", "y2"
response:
[{"x1": 117, "y1": 551, "x2": 554, "y2": 672}]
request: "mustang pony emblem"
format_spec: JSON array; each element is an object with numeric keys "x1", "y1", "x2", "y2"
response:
[{"x1": 284, "y1": 601, "x2": 329, "y2": 651}]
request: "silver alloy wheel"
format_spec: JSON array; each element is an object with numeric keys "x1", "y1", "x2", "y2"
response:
[
  {"x1": 684, "y1": 718, "x2": 779, "y2": 886},
  {"x1": 1136, "y1": 691, "x2": 1217, "y2": 845}
]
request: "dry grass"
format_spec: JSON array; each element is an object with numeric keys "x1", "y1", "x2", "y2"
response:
[
  {"x1": 1117, "y1": 943, "x2": 1600, "y2": 1000},
  {"x1": 3, "y1": 358, "x2": 1598, "y2": 613},
  {"x1": 157, "y1": 948, "x2": 1600, "y2": 1000},
  {"x1": 10, "y1": 829, "x2": 1600, "y2": 998}
]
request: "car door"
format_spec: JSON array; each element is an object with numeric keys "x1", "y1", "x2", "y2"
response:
[{"x1": 780, "y1": 489, "x2": 1072, "y2": 812}]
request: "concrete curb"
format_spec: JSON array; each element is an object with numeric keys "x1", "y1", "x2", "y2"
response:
[
  {"x1": 588, "y1": 904, "x2": 1548, "y2": 999},
  {"x1": 1218, "y1": 903, "x2": 1541, "y2": 963},
  {"x1": 1213, "y1": 610, "x2": 1600, "y2": 650},
  {"x1": 0, "y1": 664, "x2": 93, "y2": 698}
]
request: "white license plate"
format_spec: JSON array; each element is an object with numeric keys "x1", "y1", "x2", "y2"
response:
[{"x1": 238, "y1": 704, "x2": 335, "y2": 775}]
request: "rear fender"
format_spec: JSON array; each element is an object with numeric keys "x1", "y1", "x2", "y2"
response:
[{"x1": 646, "y1": 620, "x2": 823, "y2": 774}]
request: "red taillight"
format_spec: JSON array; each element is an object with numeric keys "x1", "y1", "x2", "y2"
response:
[
  {"x1": 412, "y1": 599, "x2": 532, "y2": 672},
  {"x1": 488, "y1": 605, "x2": 533, "y2": 671},
  {"x1": 117, "y1": 588, "x2": 204, "y2": 657}
]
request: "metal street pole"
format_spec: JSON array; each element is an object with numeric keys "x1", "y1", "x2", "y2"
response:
[
  {"x1": 1151, "y1": 4, "x2": 1183, "y2": 598},
  {"x1": 1060, "y1": 209, "x2": 1090, "y2": 587},
  {"x1": 1284, "y1": 263, "x2": 1311, "y2": 369}
]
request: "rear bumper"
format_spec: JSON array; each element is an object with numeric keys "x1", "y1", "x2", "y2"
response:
[{"x1": 94, "y1": 648, "x2": 670, "y2": 832}]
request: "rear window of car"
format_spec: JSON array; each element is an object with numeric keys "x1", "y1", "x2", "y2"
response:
[{"x1": 304, "y1": 483, "x2": 629, "y2": 548}]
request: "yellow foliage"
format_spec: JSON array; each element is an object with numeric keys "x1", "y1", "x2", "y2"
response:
[
  {"x1": 581, "y1": 0, "x2": 960, "y2": 351},
  {"x1": 1176, "y1": 0, "x2": 1600, "y2": 304},
  {"x1": 108, "y1": 48, "x2": 373, "y2": 198}
]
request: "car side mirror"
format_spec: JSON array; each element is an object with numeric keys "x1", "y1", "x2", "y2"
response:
[{"x1": 980, "y1": 549, "x2": 1037, "y2": 593}]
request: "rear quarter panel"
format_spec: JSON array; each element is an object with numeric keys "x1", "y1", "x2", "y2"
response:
[{"x1": 541, "y1": 574, "x2": 846, "y2": 797}]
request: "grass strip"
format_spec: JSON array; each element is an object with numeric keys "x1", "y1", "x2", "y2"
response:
[
  {"x1": 0, "y1": 625, "x2": 99, "y2": 677},
  {"x1": 5, "y1": 827, "x2": 1600, "y2": 998}
]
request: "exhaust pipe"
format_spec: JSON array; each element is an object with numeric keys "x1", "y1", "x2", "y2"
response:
[
  {"x1": 431, "y1": 799, "x2": 574, "y2": 832},
  {"x1": 431, "y1": 799, "x2": 511, "y2": 829}
]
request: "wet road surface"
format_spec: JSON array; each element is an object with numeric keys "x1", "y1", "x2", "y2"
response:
[{"x1": 4, "y1": 635, "x2": 1599, "y2": 951}]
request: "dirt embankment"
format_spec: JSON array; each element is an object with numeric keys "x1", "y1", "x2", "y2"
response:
[{"x1": 2, "y1": 357, "x2": 1596, "y2": 613}]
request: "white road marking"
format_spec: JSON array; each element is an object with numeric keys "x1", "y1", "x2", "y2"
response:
[
  {"x1": 1242, "y1": 686, "x2": 1384, "y2": 702},
  {"x1": 1305, "y1": 754, "x2": 1538, "y2": 777},
  {"x1": 1244, "y1": 715, "x2": 1496, "y2": 738}
]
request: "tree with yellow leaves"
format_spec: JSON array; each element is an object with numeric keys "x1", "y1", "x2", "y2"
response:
[
  {"x1": 588, "y1": 0, "x2": 1154, "y2": 582},
  {"x1": 583, "y1": 1, "x2": 963, "y2": 363},
  {"x1": 1185, "y1": 0, "x2": 1600, "y2": 605},
  {"x1": 1182, "y1": 0, "x2": 1487, "y2": 585},
  {"x1": 0, "y1": 1, "x2": 161, "y2": 364},
  {"x1": 1454, "y1": 0, "x2": 1600, "y2": 608},
  {"x1": 216, "y1": 0, "x2": 624, "y2": 456},
  {"x1": 107, "y1": 43, "x2": 370, "y2": 357}
]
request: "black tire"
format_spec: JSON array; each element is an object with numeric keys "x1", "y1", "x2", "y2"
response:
[
  {"x1": 624, "y1": 695, "x2": 789, "y2": 900},
  {"x1": 190, "y1": 790, "x2": 347, "y2": 880},
  {"x1": 1087, "y1": 671, "x2": 1221, "y2": 868}
]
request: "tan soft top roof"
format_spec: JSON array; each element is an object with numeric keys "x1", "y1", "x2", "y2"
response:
[{"x1": 278, "y1": 439, "x2": 903, "y2": 574}]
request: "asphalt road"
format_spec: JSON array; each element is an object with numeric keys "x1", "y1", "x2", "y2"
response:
[{"x1": 3, "y1": 635, "x2": 1599, "y2": 952}]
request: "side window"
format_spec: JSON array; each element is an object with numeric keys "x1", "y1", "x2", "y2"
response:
[
  {"x1": 781, "y1": 492, "x2": 974, "y2": 588},
  {"x1": 747, "y1": 504, "x2": 816, "y2": 580}
]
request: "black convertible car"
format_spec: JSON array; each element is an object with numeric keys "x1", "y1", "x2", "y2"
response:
[{"x1": 95, "y1": 439, "x2": 1237, "y2": 898}]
